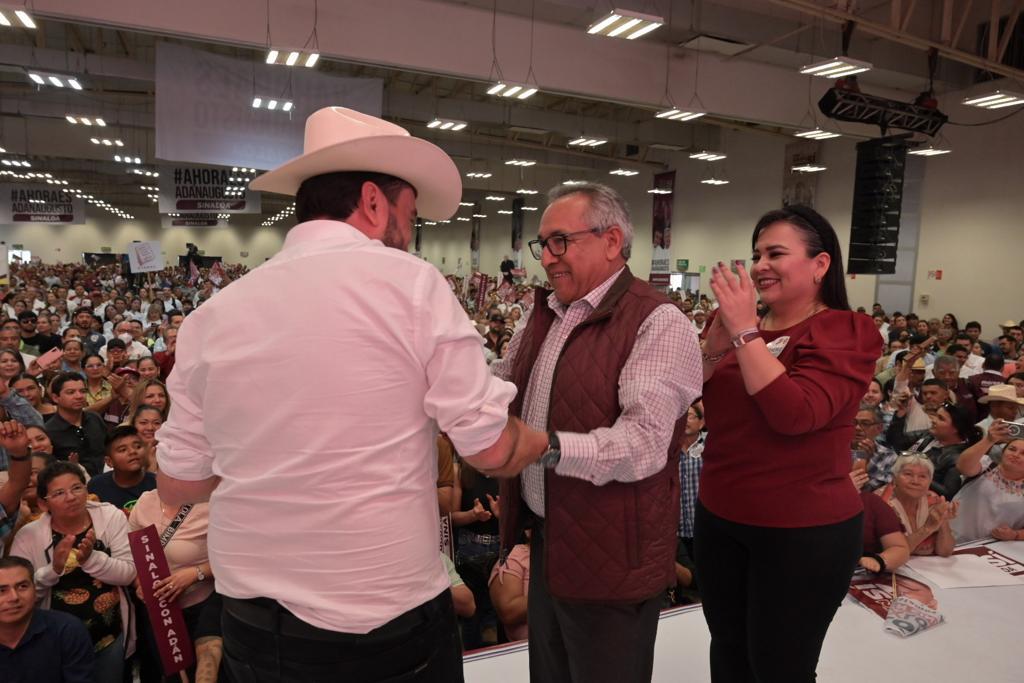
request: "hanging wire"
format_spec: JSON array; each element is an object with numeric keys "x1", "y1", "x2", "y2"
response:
[
  {"x1": 525, "y1": 0, "x2": 537, "y2": 84},
  {"x1": 488, "y1": 0, "x2": 505, "y2": 83},
  {"x1": 686, "y1": 0, "x2": 706, "y2": 109},
  {"x1": 303, "y1": 0, "x2": 320, "y2": 51},
  {"x1": 660, "y1": 0, "x2": 675, "y2": 105}
]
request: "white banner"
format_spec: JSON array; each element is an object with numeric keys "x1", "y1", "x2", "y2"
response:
[
  {"x1": 155, "y1": 42, "x2": 383, "y2": 171},
  {"x1": 0, "y1": 184, "x2": 86, "y2": 224},
  {"x1": 126, "y1": 241, "x2": 165, "y2": 273},
  {"x1": 158, "y1": 167, "x2": 261, "y2": 214},
  {"x1": 160, "y1": 213, "x2": 230, "y2": 229}
]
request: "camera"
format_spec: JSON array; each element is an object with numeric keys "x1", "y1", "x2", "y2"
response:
[{"x1": 1007, "y1": 421, "x2": 1024, "y2": 439}]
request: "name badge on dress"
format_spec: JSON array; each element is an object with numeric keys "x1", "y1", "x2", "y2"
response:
[{"x1": 765, "y1": 336, "x2": 790, "y2": 357}]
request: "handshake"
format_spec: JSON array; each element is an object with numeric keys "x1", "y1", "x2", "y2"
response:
[{"x1": 464, "y1": 416, "x2": 550, "y2": 479}]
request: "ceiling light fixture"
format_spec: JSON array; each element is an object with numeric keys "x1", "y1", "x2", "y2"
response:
[
  {"x1": 497, "y1": 209, "x2": 513, "y2": 214},
  {"x1": 561, "y1": 179, "x2": 586, "y2": 186},
  {"x1": 521, "y1": 206, "x2": 538, "y2": 211},
  {"x1": 655, "y1": 108, "x2": 705, "y2": 122},
  {"x1": 252, "y1": 96, "x2": 294, "y2": 112},
  {"x1": 907, "y1": 147, "x2": 951, "y2": 156},
  {"x1": 90, "y1": 137, "x2": 124, "y2": 147},
  {"x1": 456, "y1": 217, "x2": 471, "y2": 222},
  {"x1": 587, "y1": 9, "x2": 663, "y2": 40},
  {"x1": 791, "y1": 163, "x2": 828, "y2": 172},
  {"x1": 505, "y1": 159, "x2": 536, "y2": 166},
  {"x1": 700, "y1": 178, "x2": 730, "y2": 185},
  {"x1": 647, "y1": 187, "x2": 672, "y2": 194},
  {"x1": 486, "y1": 82, "x2": 539, "y2": 100},
  {"x1": 609, "y1": 168, "x2": 639, "y2": 176},
  {"x1": 0, "y1": 6, "x2": 37, "y2": 29},
  {"x1": 516, "y1": 188, "x2": 538, "y2": 195},
  {"x1": 426, "y1": 117, "x2": 468, "y2": 131},
  {"x1": 66, "y1": 115, "x2": 107, "y2": 127},
  {"x1": 689, "y1": 151, "x2": 727, "y2": 161},
  {"x1": 962, "y1": 90, "x2": 1024, "y2": 110},
  {"x1": 466, "y1": 171, "x2": 492, "y2": 178},
  {"x1": 264, "y1": 49, "x2": 320, "y2": 67},
  {"x1": 27, "y1": 70, "x2": 83, "y2": 90},
  {"x1": 800, "y1": 57, "x2": 872, "y2": 79},
  {"x1": 568, "y1": 136, "x2": 608, "y2": 147},
  {"x1": 485, "y1": 195, "x2": 505, "y2": 201},
  {"x1": 114, "y1": 155, "x2": 143, "y2": 165},
  {"x1": 794, "y1": 128, "x2": 841, "y2": 140}
]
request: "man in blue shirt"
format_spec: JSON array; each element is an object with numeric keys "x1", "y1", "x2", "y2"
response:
[{"x1": 0, "y1": 556, "x2": 94, "y2": 682}]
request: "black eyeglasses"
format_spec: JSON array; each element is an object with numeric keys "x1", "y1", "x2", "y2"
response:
[{"x1": 528, "y1": 227, "x2": 605, "y2": 260}]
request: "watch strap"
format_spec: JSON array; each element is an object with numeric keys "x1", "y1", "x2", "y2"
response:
[{"x1": 731, "y1": 328, "x2": 760, "y2": 348}]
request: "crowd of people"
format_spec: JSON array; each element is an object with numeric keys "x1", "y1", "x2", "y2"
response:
[{"x1": 0, "y1": 249, "x2": 1022, "y2": 680}]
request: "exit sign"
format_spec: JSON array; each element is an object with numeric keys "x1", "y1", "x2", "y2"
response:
[{"x1": 676, "y1": 259, "x2": 690, "y2": 271}]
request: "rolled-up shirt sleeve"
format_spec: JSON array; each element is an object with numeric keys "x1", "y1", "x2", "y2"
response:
[
  {"x1": 417, "y1": 269, "x2": 517, "y2": 456},
  {"x1": 156, "y1": 317, "x2": 214, "y2": 481},
  {"x1": 555, "y1": 304, "x2": 702, "y2": 485}
]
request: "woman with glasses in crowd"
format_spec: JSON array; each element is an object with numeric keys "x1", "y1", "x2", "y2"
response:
[{"x1": 10, "y1": 460, "x2": 137, "y2": 681}]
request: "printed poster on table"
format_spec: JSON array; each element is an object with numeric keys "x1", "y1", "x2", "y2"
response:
[
  {"x1": 158, "y1": 166, "x2": 261, "y2": 214},
  {"x1": 126, "y1": 241, "x2": 165, "y2": 273},
  {"x1": 952, "y1": 545, "x2": 1024, "y2": 576},
  {"x1": 848, "y1": 572, "x2": 940, "y2": 620},
  {"x1": 0, "y1": 184, "x2": 86, "y2": 224},
  {"x1": 782, "y1": 140, "x2": 821, "y2": 208},
  {"x1": 649, "y1": 171, "x2": 675, "y2": 289}
]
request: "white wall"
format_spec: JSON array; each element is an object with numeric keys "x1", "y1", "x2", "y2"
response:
[
  {"x1": 3, "y1": 215, "x2": 287, "y2": 269},
  {"x1": 5, "y1": 114, "x2": 1022, "y2": 336}
]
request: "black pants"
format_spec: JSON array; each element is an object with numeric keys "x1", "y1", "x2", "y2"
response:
[
  {"x1": 528, "y1": 523, "x2": 662, "y2": 683},
  {"x1": 221, "y1": 591, "x2": 463, "y2": 683},
  {"x1": 694, "y1": 502, "x2": 863, "y2": 683}
]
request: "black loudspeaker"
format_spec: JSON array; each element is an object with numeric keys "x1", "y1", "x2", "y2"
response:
[{"x1": 847, "y1": 137, "x2": 908, "y2": 274}]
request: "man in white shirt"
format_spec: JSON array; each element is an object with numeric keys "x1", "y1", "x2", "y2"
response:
[
  {"x1": 156, "y1": 107, "x2": 547, "y2": 683},
  {"x1": 98, "y1": 321, "x2": 150, "y2": 361}
]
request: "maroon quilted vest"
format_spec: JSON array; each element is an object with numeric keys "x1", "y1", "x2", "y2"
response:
[{"x1": 498, "y1": 268, "x2": 686, "y2": 603}]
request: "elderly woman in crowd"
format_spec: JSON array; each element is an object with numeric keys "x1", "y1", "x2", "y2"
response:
[
  {"x1": 876, "y1": 453, "x2": 958, "y2": 556},
  {"x1": 953, "y1": 435, "x2": 1024, "y2": 543},
  {"x1": 10, "y1": 460, "x2": 137, "y2": 681}
]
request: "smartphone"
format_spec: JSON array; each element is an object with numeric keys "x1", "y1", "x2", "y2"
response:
[{"x1": 36, "y1": 346, "x2": 63, "y2": 367}]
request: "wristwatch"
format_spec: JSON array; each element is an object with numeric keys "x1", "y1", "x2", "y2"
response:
[
  {"x1": 731, "y1": 328, "x2": 760, "y2": 348},
  {"x1": 539, "y1": 432, "x2": 561, "y2": 469},
  {"x1": 195, "y1": 565, "x2": 207, "y2": 582}
]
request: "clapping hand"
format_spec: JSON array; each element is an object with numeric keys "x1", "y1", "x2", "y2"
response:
[
  {"x1": 708, "y1": 261, "x2": 758, "y2": 337},
  {"x1": 486, "y1": 494, "x2": 500, "y2": 521},
  {"x1": 75, "y1": 528, "x2": 96, "y2": 565},
  {"x1": 991, "y1": 525, "x2": 1019, "y2": 541},
  {"x1": 470, "y1": 498, "x2": 493, "y2": 523},
  {"x1": 926, "y1": 498, "x2": 958, "y2": 530},
  {"x1": 0, "y1": 420, "x2": 29, "y2": 458}
]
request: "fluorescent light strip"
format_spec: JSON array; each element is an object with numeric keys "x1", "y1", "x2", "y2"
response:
[
  {"x1": 794, "y1": 129, "x2": 841, "y2": 140},
  {"x1": 701, "y1": 178, "x2": 730, "y2": 185},
  {"x1": 609, "y1": 169, "x2": 639, "y2": 176},
  {"x1": 907, "y1": 148, "x2": 951, "y2": 157},
  {"x1": 485, "y1": 195, "x2": 505, "y2": 201},
  {"x1": 427, "y1": 117, "x2": 468, "y2": 132},
  {"x1": 647, "y1": 188, "x2": 672, "y2": 194},
  {"x1": 689, "y1": 152, "x2": 727, "y2": 161},
  {"x1": 962, "y1": 91, "x2": 1024, "y2": 109},
  {"x1": 497, "y1": 210, "x2": 513, "y2": 214},
  {"x1": 487, "y1": 82, "x2": 538, "y2": 99},
  {"x1": 568, "y1": 137, "x2": 608, "y2": 147},
  {"x1": 799, "y1": 57, "x2": 872, "y2": 79},
  {"x1": 655, "y1": 108, "x2": 705, "y2": 121},
  {"x1": 466, "y1": 172, "x2": 492, "y2": 178},
  {"x1": 252, "y1": 96, "x2": 294, "y2": 112},
  {"x1": 265, "y1": 48, "x2": 320, "y2": 68},
  {"x1": 587, "y1": 10, "x2": 663, "y2": 40},
  {"x1": 792, "y1": 164, "x2": 827, "y2": 172},
  {"x1": 516, "y1": 188, "x2": 538, "y2": 195},
  {"x1": 521, "y1": 206, "x2": 538, "y2": 211},
  {"x1": 505, "y1": 159, "x2": 536, "y2": 167}
]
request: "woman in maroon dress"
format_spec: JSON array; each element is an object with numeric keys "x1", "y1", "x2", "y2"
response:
[{"x1": 697, "y1": 206, "x2": 882, "y2": 682}]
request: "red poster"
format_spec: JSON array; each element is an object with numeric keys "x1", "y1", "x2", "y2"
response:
[{"x1": 128, "y1": 526, "x2": 196, "y2": 675}]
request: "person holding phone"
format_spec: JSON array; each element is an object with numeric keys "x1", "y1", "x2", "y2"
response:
[{"x1": 697, "y1": 206, "x2": 880, "y2": 682}]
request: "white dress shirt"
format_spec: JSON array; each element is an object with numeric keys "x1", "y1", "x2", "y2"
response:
[{"x1": 157, "y1": 220, "x2": 516, "y2": 634}]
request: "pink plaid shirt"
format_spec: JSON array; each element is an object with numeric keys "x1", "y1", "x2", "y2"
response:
[{"x1": 492, "y1": 268, "x2": 703, "y2": 516}]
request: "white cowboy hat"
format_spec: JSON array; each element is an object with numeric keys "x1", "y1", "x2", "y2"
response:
[
  {"x1": 978, "y1": 384, "x2": 1024, "y2": 405},
  {"x1": 249, "y1": 106, "x2": 461, "y2": 220}
]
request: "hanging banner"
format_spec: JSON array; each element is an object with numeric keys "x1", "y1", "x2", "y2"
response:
[
  {"x1": 413, "y1": 222, "x2": 422, "y2": 258},
  {"x1": 127, "y1": 241, "x2": 165, "y2": 273},
  {"x1": 511, "y1": 197, "x2": 524, "y2": 268},
  {"x1": 160, "y1": 213, "x2": 229, "y2": 229},
  {"x1": 155, "y1": 42, "x2": 383, "y2": 171},
  {"x1": 649, "y1": 171, "x2": 675, "y2": 289},
  {"x1": 782, "y1": 140, "x2": 821, "y2": 207},
  {"x1": 0, "y1": 184, "x2": 86, "y2": 224},
  {"x1": 158, "y1": 166, "x2": 261, "y2": 214},
  {"x1": 128, "y1": 526, "x2": 196, "y2": 676},
  {"x1": 470, "y1": 203, "x2": 482, "y2": 271}
]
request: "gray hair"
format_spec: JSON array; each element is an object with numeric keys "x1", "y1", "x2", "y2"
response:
[
  {"x1": 546, "y1": 182, "x2": 634, "y2": 260},
  {"x1": 856, "y1": 403, "x2": 884, "y2": 424},
  {"x1": 933, "y1": 355, "x2": 958, "y2": 371},
  {"x1": 892, "y1": 452, "x2": 935, "y2": 479}
]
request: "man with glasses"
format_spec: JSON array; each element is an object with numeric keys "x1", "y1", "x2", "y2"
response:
[
  {"x1": 489, "y1": 183, "x2": 702, "y2": 683},
  {"x1": 44, "y1": 373, "x2": 107, "y2": 476},
  {"x1": 851, "y1": 404, "x2": 897, "y2": 491}
]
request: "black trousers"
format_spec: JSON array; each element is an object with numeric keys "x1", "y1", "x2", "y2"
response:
[
  {"x1": 694, "y1": 501, "x2": 863, "y2": 683},
  {"x1": 528, "y1": 523, "x2": 662, "y2": 683},
  {"x1": 221, "y1": 590, "x2": 463, "y2": 683}
]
